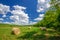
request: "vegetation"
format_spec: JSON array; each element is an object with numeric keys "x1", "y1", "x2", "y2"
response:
[
  {"x1": 0, "y1": 0, "x2": 60, "y2": 40},
  {"x1": 0, "y1": 24, "x2": 60, "y2": 40},
  {"x1": 34, "y1": 0, "x2": 60, "y2": 31}
]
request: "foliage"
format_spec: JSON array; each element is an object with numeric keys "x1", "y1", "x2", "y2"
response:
[
  {"x1": 34, "y1": 0, "x2": 60, "y2": 31},
  {"x1": 0, "y1": 24, "x2": 60, "y2": 40}
]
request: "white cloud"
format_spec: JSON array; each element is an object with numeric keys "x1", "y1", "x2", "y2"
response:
[
  {"x1": 37, "y1": 7, "x2": 44, "y2": 12},
  {"x1": 38, "y1": 0, "x2": 46, "y2": 3},
  {"x1": 10, "y1": 5, "x2": 29, "y2": 25},
  {"x1": 34, "y1": 14, "x2": 44, "y2": 21},
  {"x1": 0, "y1": 3, "x2": 49, "y2": 25},
  {"x1": 0, "y1": 4, "x2": 10, "y2": 14},
  {"x1": 39, "y1": 14, "x2": 44, "y2": 17},
  {"x1": 0, "y1": 4, "x2": 30, "y2": 25},
  {"x1": 10, "y1": 15, "x2": 19, "y2": 22},
  {"x1": 0, "y1": 18, "x2": 4, "y2": 21},
  {"x1": 46, "y1": 3, "x2": 50, "y2": 8},
  {"x1": 37, "y1": 0, "x2": 50, "y2": 12},
  {"x1": 13, "y1": 5, "x2": 26, "y2": 10},
  {"x1": 0, "y1": 4, "x2": 10, "y2": 24},
  {"x1": 34, "y1": 18, "x2": 43, "y2": 21},
  {"x1": 2, "y1": 14, "x2": 6, "y2": 17}
]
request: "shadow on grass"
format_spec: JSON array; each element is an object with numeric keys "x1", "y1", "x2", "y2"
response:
[
  {"x1": 49, "y1": 36, "x2": 60, "y2": 40},
  {"x1": 17, "y1": 31, "x2": 46, "y2": 40},
  {"x1": 17, "y1": 31, "x2": 37, "y2": 39},
  {"x1": 17, "y1": 31, "x2": 60, "y2": 40}
]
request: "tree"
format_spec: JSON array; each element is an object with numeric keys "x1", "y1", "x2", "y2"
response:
[{"x1": 34, "y1": 0, "x2": 60, "y2": 31}]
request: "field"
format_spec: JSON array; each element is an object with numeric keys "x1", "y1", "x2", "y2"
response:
[{"x1": 0, "y1": 24, "x2": 60, "y2": 40}]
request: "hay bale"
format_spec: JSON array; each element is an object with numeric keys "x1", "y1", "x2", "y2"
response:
[
  {"x1": 40, "y1": 27, "x2": 46, "y2": 30},
  {"x1": 12, "y1": 27, "x2": 20, "y2": 35}
]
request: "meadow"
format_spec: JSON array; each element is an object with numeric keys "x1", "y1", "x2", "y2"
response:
[{"x1": 0, "y1": 24, "x2": 60, "y2": 40}]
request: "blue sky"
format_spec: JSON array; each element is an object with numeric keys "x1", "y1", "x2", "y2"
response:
[{"x1": 0, "y1": 0, "x2": 50, "y2": 25}]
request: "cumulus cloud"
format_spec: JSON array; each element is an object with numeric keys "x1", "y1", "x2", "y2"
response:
[
  {"x1": 10, "y1": 5, "x2": 29, "y2": 25},
  {"x1": 34, "y1": 14, "x2": 44, "y2": 21},
  {"x1": 39, "y1": 14, "x2": 44, "y2": 17},
  {"x1": 10, "y1": 15, "x2": 19, "y2": 22},
  {"x1": 0, "y1": 4, "x2": 10, "y2": 24},
  {"x1": 0, "y1": 4, "x2": 10, "y2": 14},
  {"x1": 0, "y1": 4, "x2": 10, "y2": 18},
  {"x1": 38, "y1": 0, "x2": 46, "y2": 3},
  {"x1": 2, "y1": 14, "x2": 6, "y2": 17},
  {"x1": 37, "y1": 0, "x2": 50, "y2": 12},
  {"x1": 0, "y1": 18, "x2": 4, "y2": 21},
  {"x1": 37, "y1": 7, "x2": 44, "y2": 12},
  {"x1": 13, "y1": 5, "x2": 26, "y2": 10},
  {"x1": 0, "y1": 4, "x2": 29, "y2": 25},
  {"x1": 34, "y1": 18, "x2": 43, "y2": 21},
  {"x1": 0, "y1": 2, "x2": 50, "y2": 25}
]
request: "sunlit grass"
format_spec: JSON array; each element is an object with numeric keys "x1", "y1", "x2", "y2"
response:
[{"x1": 0, "y1": 24, "x2": 60, "y2": 40}]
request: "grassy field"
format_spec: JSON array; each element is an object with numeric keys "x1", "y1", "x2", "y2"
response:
[{"x1": 0, "y1": 24, "x2": 60, "y2": 40}]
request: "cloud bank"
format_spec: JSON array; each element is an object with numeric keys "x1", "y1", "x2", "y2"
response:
[
  {"x1": 10, "y1": 5, "x2": 29, "y2": 25},
  {"x1": 0, "y1": 4, "x2": 30, "y2": 25},
  {"x1": 0, "y1": 0, "x2": 50, "y2": 25}
]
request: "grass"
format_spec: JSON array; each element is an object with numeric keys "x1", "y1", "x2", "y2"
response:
[{"x1": 0, "y1": 24, "x2": 60, "y2": 40}]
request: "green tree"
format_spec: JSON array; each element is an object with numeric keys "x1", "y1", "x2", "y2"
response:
[{"x1": 34, "y1": 0, "x2": 60, "y2": 31}]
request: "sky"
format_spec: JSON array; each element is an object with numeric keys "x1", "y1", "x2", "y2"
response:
[{"x1": 0, "y1": 0, "x2": 50, "y2": 25}]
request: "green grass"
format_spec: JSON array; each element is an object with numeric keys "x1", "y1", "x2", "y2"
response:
[{"x1": 0, "y1": 24, "x2": 60, "y2": 40}]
